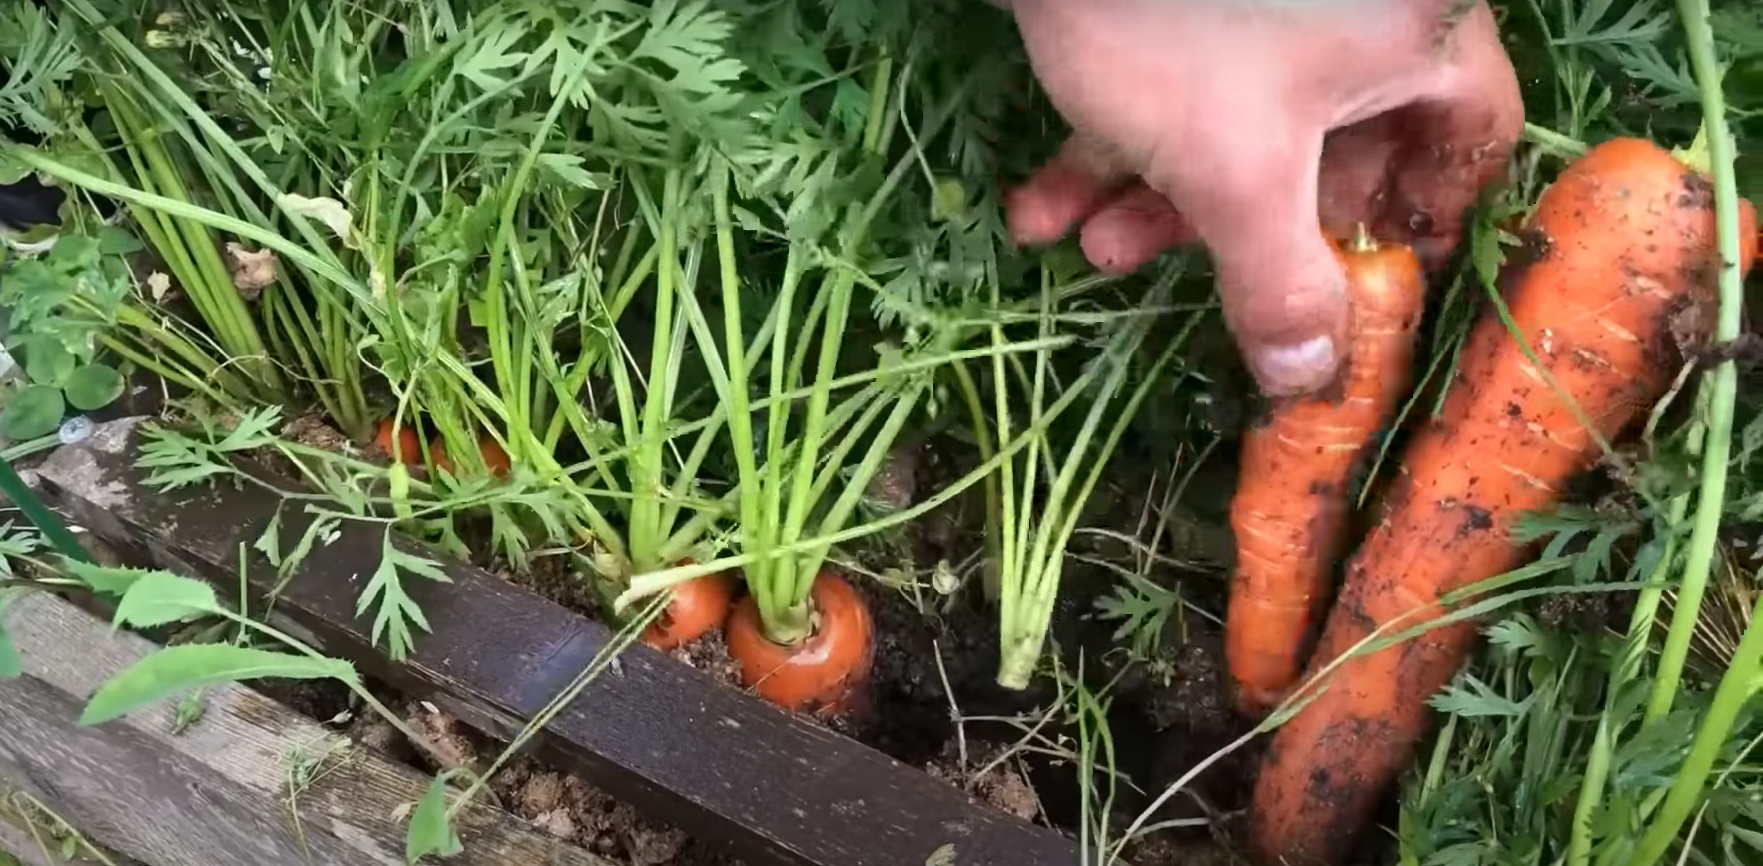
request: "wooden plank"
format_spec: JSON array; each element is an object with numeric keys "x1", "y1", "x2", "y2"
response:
[
  {"x1": 31, "y1": 418, "x2": 1084, "y2": 866},
  {"x1": 0, "y1": 590, "x2": 611, "y2": 866},
  {"x1": 0, "y1": 817, "x2": 104, "y2": 866},
  {"x1": 0, "y1": 768, "x2": 150, "y2": 866}
]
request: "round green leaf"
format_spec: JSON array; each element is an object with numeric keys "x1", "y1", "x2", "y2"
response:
[
  {"x1": 0, "y1": 385, "x2": 63, "y2": 440},
  {"x1": 24, "y1": 341, "x2": 74, "y2": 388},
  {"x1": 65, "y1": 363, "x2": 125, "y2": 411}
]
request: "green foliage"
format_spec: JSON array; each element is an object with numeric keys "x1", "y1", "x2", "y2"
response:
[
  {"x1": 70, "y1": 566, "x2": 355, "y2": 727},
  {"x1": 0, "y1": 613, "x2": 17, "y2": 678},
  {"x1": 0, "y1": 0, "x2": 79, "y2": 136},
  {"x1": 0, "y1": 386, "x2": 61, "y2": 440},
  {"x1": 406, "y1": 772, "x2": 466, "y2": 864},
  {"x1": 63, "y1": 362, "x2": 124, "y2": 411},
  {"x1": 0, "y1": 230, "x2": 135, "y2": 439},
  {"x1": 109, "y1": 570, "x2": 220, "y2": 629},
  {"x1": 360, "y1": 532, "x2": 450, "y2": 662},
  {"x1": 82, "y1": 643, "x2": 354, "y2": 726},
  {"x1": 0, "y1": 524, "x2": 32, "y2": 678},
  {"x1": 1090, "y1": 571, "x2": 1180, "y2": 662}
]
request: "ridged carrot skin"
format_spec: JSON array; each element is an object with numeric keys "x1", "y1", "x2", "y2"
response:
[
  {"x1": 1226, "y1": 236, "x2": 1426, "y2": 717},
  {"x1": 1247, "y1": 137, "x2": 1759, "y2": 866}
]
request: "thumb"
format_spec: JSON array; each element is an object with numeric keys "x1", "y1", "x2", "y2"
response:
[{"x1": 1146, "y1": 130, "x2": 1350, "y2": 397}]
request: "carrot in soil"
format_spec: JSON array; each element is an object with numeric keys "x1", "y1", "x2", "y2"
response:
[
  {"x1": 1247, "y1": 137, "x2": 1759, "y2": 866},
  {"x1": 431, "y1": 436, "x2": 511, "y2": 479},
  {"x1": 1226, "y1": 231, "x2": 1427, "y2": 717},
  {"x1": 373, "y1": 418, "x2": 423, "y2": 467},
  {"x1": 724, "y1": 569, "x2": 874, "y2": 717},
  {"x1": 640, "y1": 561, "x2": 737, "y2": 651}
]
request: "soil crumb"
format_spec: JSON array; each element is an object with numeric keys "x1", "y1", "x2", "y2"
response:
[
  {"x1": 496, "y1": 758, "x2": 739, "y2": 866},
  {"x1": 251, "y1": 676, "x2": 352, "y2": 726},
  {"x1": 507, "y1": 552, "x2": 601, "y2": 617},
  {"x1": 282, "y1": 411, "x2": 357, "y2": 458},
  {"x1": 1535, "y1": 591, "x2": 1626, "y2": 635},
  {"x1": 1124, "y1": 830, "x2": 1240, "y2": 866},
  {"x1": 347, "y1": 710, "x2": 411, "y2": 762},
  {"x1": 404, "y1": 702, "x2": 480, "y2": 771},
  {"x1": 1145, "y1": 634, "x2": 1256, "y2": 816},
  {"x1": 667, "y1": 629, "x2": 743, "y2": 687},
  {"x1": 922, "y1": 742, "x2": 1042, "y2": 823}
]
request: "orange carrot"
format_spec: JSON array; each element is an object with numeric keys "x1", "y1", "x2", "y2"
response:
[
  {"x1": 641, "y1": 561, "x2": 737, "y2": 651},
  {"x1": 431, "y1": 435, "x2": 511, "y2": 479},
  {"x1": 373, "y1": 418, "x2": 422, "y2": 467},
  {"x1": 1227, "y1": 232, "x2": 1426, "y2": 716},
  {"x1": 724, "y1": 569, "x2": 874, "y2": 717},
  {"x1": 1247, "y1": 137, "x2": 1759, "y2": 865}
]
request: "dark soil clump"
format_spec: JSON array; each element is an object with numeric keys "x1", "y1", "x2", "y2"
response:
[
  {"x1": 1535, "y1": 590, "x2": 1630, "y2": 635},
  {"x1": 495, "y1": 758, "x2": 741, "y2": 866},
  {"x1": 1143, "y1": 633, "x2": 1258, "y2": 816},
  {"x1": 251, "y1": 676, "x2": 353, "y2": 726},
  {"x1": 666, "y1": 629, "x2": 743, "y2": 687},
  {"x1": 512, "y1": 551, "x2": 602, "y2": 618},
  {"x1": 921, "y1": 742, "x2": 1043, "y2": 824}
]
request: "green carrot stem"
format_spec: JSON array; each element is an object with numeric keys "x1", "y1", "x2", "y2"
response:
[{"x1": 1624, "y1": 4, "x2": 1754, "y2": 865}]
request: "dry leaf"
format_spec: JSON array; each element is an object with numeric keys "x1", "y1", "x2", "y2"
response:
[
  {"x1": 278, "y1": 193, "x2": 353, "y2": 244},
  {"x1": 225, "y1": 243, "x2": 278, "y2": 299},
  {"x1": 146, "y1": 271, "x2": 174, "y2": 302}
]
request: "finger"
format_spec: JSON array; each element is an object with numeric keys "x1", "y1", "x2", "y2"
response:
[
  {"x1": 1005, "y1": 132, "x2": 1138, "y2": 246},
  {"x1": 1078, "y1": 184, "x2": 1198, "y2": 274},
  {"x1": 1377, "y1": 2, "x2": 1523, "y2": 267},
  {"x1": 1145, "y1": 128, "x2": 1349, "y2": 397},
  {"x1": 1316, "y1": 114, "x2": 1402, "y2": 240}
]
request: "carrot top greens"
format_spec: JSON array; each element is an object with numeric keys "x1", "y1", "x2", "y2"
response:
[{"x1": 0, "y1": 0, "x2": 1762, "y2": 863}]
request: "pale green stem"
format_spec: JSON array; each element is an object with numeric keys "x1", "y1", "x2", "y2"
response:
[
  {"x1": 1625, "y1": 5, "x2": 1757, "y2": 865},
  {"x1": 1645, "y1": 0, "x2": 1745, "y2": 728}
]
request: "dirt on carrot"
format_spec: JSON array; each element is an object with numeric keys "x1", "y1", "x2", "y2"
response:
[
  {"x1": 1225, "y1": 231, "x2": 1427, "y2": 717},
  {"x1": 1247, "y1": 137, "x2": 1760, "y2": 866}
]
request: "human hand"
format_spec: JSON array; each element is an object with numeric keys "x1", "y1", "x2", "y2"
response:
[{"x1": 997, "y1": 0, "x2": 1523, "y2": 396}]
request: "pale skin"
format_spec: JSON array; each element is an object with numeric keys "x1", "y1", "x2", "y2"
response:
[{"x1": 994, "y1": 0, "x2": 1524, "y2": 396}]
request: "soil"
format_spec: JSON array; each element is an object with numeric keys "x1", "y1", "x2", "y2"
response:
[
  {"x1": 921, "y1": 742, "x2": 1043, "y2": 824},
  {"x1": 752, "y1": 432, "x2": 1259, "y2": 858},
  {"x1": 282, "y1": 411, "x2": 359, "y2": 458},
  {"x1": 1534, "y1": 590, "x2": 1628, "y2": 635},
  {"x1": 491, "y1": 758, "x2": 741, "y2": 866},
  {"x1": 665, "y1": 628, "x2": 744, "y2": 687},
  {"x1": 252, "y1": 675, "x2": 354, "y2": 726},
  {"x1": 142, "y1": 406, "x2": 1264, "y2": 862},
  {"x1": 516, "y1": 549, "x2": 604, "y2": 617},
  {"x1": 247, "y1": 673, "x2": 747, "y2": 866}
]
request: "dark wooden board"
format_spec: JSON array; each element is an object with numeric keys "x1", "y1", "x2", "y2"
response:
[
  {"x1": 0, "y1": 590, "x2": 610, "y2": 866},
  {"x1": 31, "y1": 418, "x2": 1084, "y2": 866}
]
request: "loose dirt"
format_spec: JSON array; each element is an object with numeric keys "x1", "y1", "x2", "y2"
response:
[{"x1": 495, "y1": 758, "x2": 740, "y2": 866}]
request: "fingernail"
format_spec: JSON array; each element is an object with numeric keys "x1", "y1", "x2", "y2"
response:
[{"x1": 1251, "y1": 336, "x2": 1338, "y2": 396}]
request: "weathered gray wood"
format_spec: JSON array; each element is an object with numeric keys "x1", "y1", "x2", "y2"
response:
[
  {"x1": 0, "y1": 591, "x2": 610, "y2": 866},
  {"x1": 0, "y1": 817, "x2": 96, "y2": 866},
  {"x1": 0, "y1": 820, "x2": 65, "y2": 866},
  {"x1": 31, "y1": 417, "x2": 1085, "y2": 866},
  {"x1": 0, "y1": 773, "x2": 147, "y2": 866}
]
